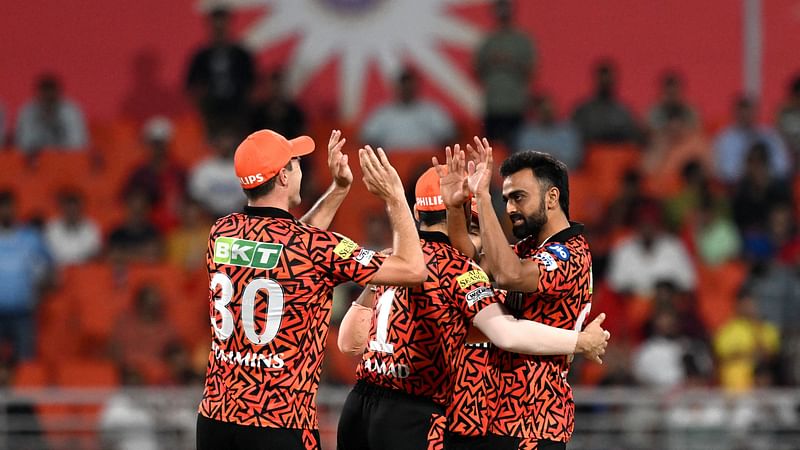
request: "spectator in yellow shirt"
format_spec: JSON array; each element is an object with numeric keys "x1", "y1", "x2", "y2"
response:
[{"x1": 713, "y1": 286, "x2": 780, "y2": 392}]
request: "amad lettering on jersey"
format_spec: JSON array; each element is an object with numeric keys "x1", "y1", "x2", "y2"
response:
[{"x1": 363, "y1": 357, "x2": 410, "y2": 379}]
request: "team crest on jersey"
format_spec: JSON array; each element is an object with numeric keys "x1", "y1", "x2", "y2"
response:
[
  {"x1": 546, "y1": 243, "x2": 570, "y2": 261},
  {"x1": 333, "y1": 238, "x2": 358, "y2": 259},
  {"x1": 354, "y1": 249, "x2": 375, "y2": 266},
  {"x1": 535, "y1": 252, "x2": 558, "y2": 272},
  {"x1": 213, "y1": 237, "x2": 283, "y2": 269},
  {"x1": 465, "y1": 286, "x2": 493, "y2": 306},
  {"x1": 456, "y1": 269, "x2": 489, "y2": 289}
]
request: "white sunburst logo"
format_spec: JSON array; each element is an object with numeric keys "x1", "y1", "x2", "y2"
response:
[{"x1": 201, "y1": 0, "x2": 487, "y2": 120}]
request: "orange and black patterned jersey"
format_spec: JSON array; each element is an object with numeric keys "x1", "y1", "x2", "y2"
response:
[
  {"x1": 199, "y1": 206, "x2": 386, "y2": 429},
  {"x1": 355, "y1": 231, "x2": 496, "y2": 406},
  {"x1": 446, "y1": 289, "x2": 507, "y2": 437},
  {"x1": 489, "y1": 223, "x2": 593, "y2": 442}
]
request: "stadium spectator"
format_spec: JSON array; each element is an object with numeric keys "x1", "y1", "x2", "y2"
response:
[
  {"x1": 249, "y1": 69, "x2": 306, "y2": 139},
  {"x1": 571, "y1": 60, "x2": 641, "y2": 145},
  {"x1": 109, "y1": 284, "x2": 180, "y2": 385},
  {"x1": 713, "y1": 286, "x2": 780, "y2": 392},
  {"x1": 646, "y1": 70, "x2": 699, "y2": 132},
  {"x1": 732, "y1": 143, "x2": 794, "y2": 259},
  {"x1": 44, "y1": 190, "x2": 102, "y2": 266},
  {"x1": 664, "y1": 160, "x2": 713, "y2": 230},
  {"x1": 166, "y1": 197, "x2": 213, "y2": 271},
  {"x1": 679, "y1": 193, "x2": 741, "y2": 267},
  {"x1": 108, "y1": 189, "x2": 163, "y2": 264},
  {"x1": 775, "y1": 74, "x2": 800, "y2": 165},
  {"x1": 120, "y1": 48, "x2": 186, "y2": 124},
  {"x1": 15, "y1": 73, "x2": 88, "y2": 154},
  {"x1": 185, "y1": 6, "x2": 255, "y2": 133},
  {"x1": 474, "y1": 0, "x2": 535, "y2": 146},
  {"x1": 515, "y1": 94, "x2": 583, "y2": 169},
  {"x1": 747, "y1": 257, "x2": 800, "y2": 334},
  {"x1": 99, "y1": 391, "x2": 160, "y2": 450},
  {"x1": 188, "y1": 127, "x2": 246, "y2": 216},
  {"x1": 0, "y1": 191, "x2": 52, "y2": 360},
  {"x1": 604, "y1": 169, "x2": 651, "y2": 230},
  {"x1": 360, "y1": 68, "x2": 455, "y2": 150},
  {"x1": 713, "y1": 95, "x2": 790, "y2": 183},
  {"x1": 607, "y1": 200, "x2": 696, "y2": 297},
  {"x1": 642, "y1": 104, "x2": 711, "y2": 187},
  {"x1": 123, "y1": 116, "x2": 187, "y2": 232},
  {"x1": 632, "y1": 308, "x2": 687, "y2": 387}
]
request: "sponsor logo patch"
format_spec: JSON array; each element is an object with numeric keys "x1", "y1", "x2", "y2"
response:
[
  {"x1": 354, "y1": 249, "x2": 376, "y2": 266},
  {"x1": 546, "y1": 243, "x2": 570, "y2": 261},
  {"x1": 213, "y1": 237, "x2": 283, "y2": 269},
  {"x1": 333, "y1": 238, "x2": 358, "y2": 259},
  {"x1": 456, "y1": 269, "x2": 490, "y2": 289},
  {"x1": 535, "y1": 252, "x2": 558, "y2": 272},
  {"x1": 465, "y1": 286, "x2": 494, "y2": 306}
]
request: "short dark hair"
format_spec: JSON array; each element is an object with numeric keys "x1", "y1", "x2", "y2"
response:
[
  {"x1": 0, "y1": 190, "x2": 15, "y2": 205},
  {"x1": 418, "y1": 210, "x2": 446, "y2": 227},
  {"x1": 242, "y1": 160, "x2": 294, "y2": 201},
  {"x1": 500, "y1": 151, "x2": 570, "y2": 218},
  {"x1": 790, "y1": 75, "x2": 800, "y2": 96}
]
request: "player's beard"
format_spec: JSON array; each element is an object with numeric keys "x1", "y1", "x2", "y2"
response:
[{"x1": 509, "y1": 198, "x2": 547, "y2": 240}]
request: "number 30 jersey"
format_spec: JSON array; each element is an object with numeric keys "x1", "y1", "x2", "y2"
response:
[
  {"x1": 355, "y1": 231, "x2": 496, "y2": 405},
  {"x1": 199, "y1": 206, "x2": 386, "y2": 429}
]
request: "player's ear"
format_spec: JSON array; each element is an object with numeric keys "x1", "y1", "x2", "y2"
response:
[
  {"x1": 277, "y1": 167, "x2": 290, "y2": 186},
  {"x1": 547, "y1": 186, "x2": 559, "y2": 211}
]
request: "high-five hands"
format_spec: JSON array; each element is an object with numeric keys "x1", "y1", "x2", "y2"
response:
[
  {"x1": 358, "y1": 145, "x2": 404, "y2": 201},
  {"x1": 433, "y1": 144, "x2": 470, "y2": 208},
  {"x1": 465, "y1": 136, "x2": 494, "y2": 196},
  {"x1": 328, "y1": 130, "x2": 352, "y2": 189}
]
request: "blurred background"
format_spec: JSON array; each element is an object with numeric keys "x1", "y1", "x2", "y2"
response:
[{"x1": 1, "y1": 0, "x2": 799, "y2": 449}]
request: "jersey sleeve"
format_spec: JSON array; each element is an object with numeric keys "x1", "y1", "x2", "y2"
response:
[
  {"x1": 530, "y1": 243, "x2": 584, "y2": 302},
  {"x1": 313, "y1": 231, "x2": 387, "y2": 286},
  {"x1": 446, "y1": 260, "x2": 496, "y2": 321}
]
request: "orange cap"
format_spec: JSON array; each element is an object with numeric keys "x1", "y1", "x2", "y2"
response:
[
  {"x1": 415, "y1": 166, "x2": 447, "y2": 212},
  {"x1": 234, "y1": 130, "x2": 315, "y2": 189}
]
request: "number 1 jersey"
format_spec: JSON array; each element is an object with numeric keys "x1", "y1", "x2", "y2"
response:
[
  {"x1": 199, "y1": 206, "x2": 386, "y2": 429},
  {"x1": 355, "y1": 231, "x2": 496, "y2": 406}
]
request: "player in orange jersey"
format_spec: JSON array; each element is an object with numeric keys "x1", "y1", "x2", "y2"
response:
[
  {"x1": 196, "y1": 129, "x2": 427, "y2": 450},
  {"x1": 442, "y1": 138, "x2": 601, "y2": 449},
  {"x1": 335, "y1": 166, "x2": 609, "y2": 450}
]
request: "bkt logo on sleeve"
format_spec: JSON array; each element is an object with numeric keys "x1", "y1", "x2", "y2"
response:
[{"x1": 214, "y1": 237, "x2": 283, "y2": 269}]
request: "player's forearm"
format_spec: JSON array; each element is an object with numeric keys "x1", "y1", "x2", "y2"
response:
[
  {"x1": 482, "y1": 315, "x2": 578, "y2": 356},
  {"x1": 338, "y1": 300, "x2": 373, "y2": 356},
  {"x1": 475, "y1": 192, "x2": 525, "y2": 287},
  {"x1": 446, "y1": 206, "x2": 478, "y2": 260},
  {"x1": 385, "y1": 196, "x2": 426, "y2": 280},
  {"x1": 300, "y1": 183, "x2": 350, "y2": 229}
]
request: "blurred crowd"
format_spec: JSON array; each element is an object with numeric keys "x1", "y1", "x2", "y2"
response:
[{"x1": 1, "y1": 0, "x2": 799, "y2": 417}]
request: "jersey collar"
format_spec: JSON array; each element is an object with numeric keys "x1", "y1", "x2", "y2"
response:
[
  {"x1": 419, "y1": 230, "x2": 450, "y2": 244},
  {"x1": 243, "y1": 206, "x2": 296, "y2": 220},
  {"x1": 518, "y1": 221, "x2": 585, "y2": 249}
]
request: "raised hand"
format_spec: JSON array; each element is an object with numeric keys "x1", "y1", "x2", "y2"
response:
[
  {"x1": 432, "y1": 144, "x2": 470, "y2": 208},
  {"x1": 576, "y1": 313, "x2": 611, "y2": 364},
  {"x1": 359, "y1": 146, "x2": 404, "y2": 201},
  {"x1": 465, "y1": 136, "x2": 494, "y2": 195},
  {"x1": 328, "y1": 129, "x2": 352, "y2": 188}
]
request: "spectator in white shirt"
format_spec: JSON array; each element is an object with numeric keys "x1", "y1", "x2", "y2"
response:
[
  {"x1": 15, "y1": 74, "x2": 88, "y2": 154},
  {"x1": 607, "y1": 200, "x2": 696, "y2": 297},
  {"x1": 188, "y1": 127, "x2": 246, "y2": 216},
  {"x1": 713, "y1": 95, "x2": 790, "y2": 184},
  {"x1": 45, "y1": 190, "x2": 101, "y2": 266},
  {"x1": 360, "y1": 69, "x2": 455, "y2": 151}
]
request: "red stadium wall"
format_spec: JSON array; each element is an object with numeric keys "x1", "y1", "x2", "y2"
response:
[{"x1": 1, "y1": 0, "x2": 799, "y2": 126}]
